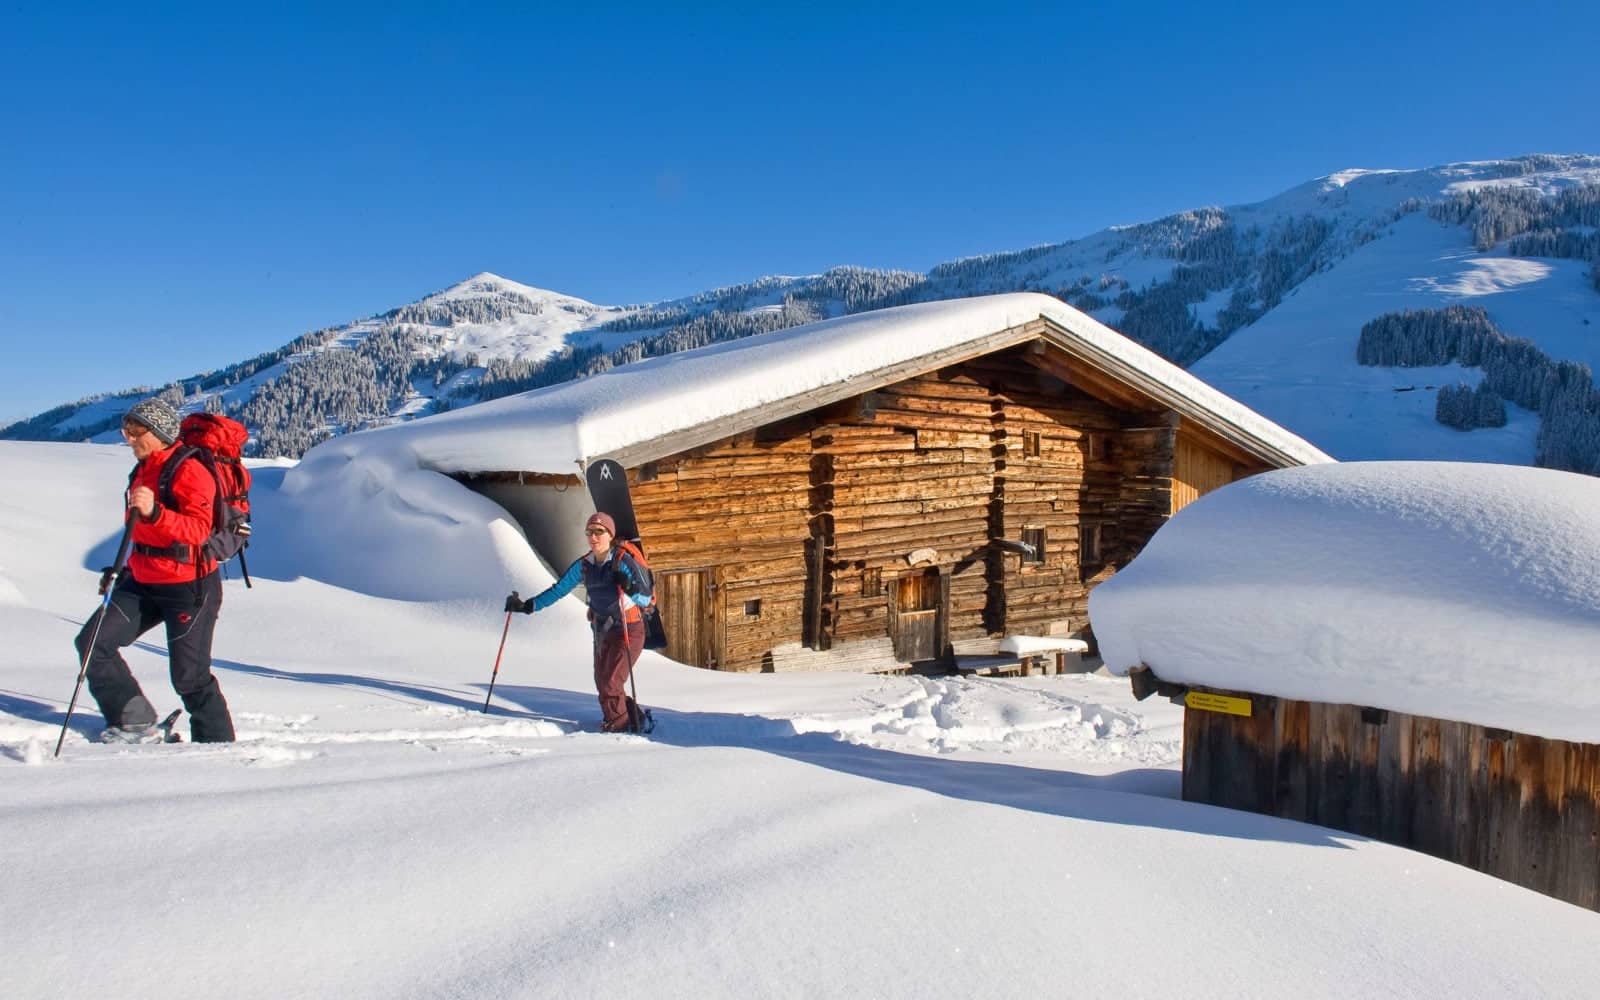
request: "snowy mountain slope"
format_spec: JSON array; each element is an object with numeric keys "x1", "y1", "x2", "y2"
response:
[
  {"x1": 6, "y1": 155, "x2": 1599, "y2": 469},
  {"x1": 1190, "y1": 212, "x2": 1562, "y2": 462},
  {"x1": 2, "y1": 273, "x2": 640, "y2": 453},
  {"x1": 1193, "y1": 167, "x2": 1600, "y2": 462}
]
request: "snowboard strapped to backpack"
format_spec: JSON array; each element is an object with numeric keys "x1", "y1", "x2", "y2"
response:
[{"x1": 139, "y1": 412, "x2": 254, "y2": 586}]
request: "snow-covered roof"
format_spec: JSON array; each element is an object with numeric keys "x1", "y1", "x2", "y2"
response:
[
  {"x1": 302, "y1": 293, "x2": 1333, "y2": 478},
  {"x1": 1088, "y1": 461, "x2": 1600, "y2": 744}
]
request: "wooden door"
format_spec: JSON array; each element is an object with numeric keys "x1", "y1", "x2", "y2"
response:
[
  {"x1": 657, "y1": 570, "x2": 719, "y2": 668},
  {"x1": 892, "y1": 569, "x2": 941, "y2": 663}
]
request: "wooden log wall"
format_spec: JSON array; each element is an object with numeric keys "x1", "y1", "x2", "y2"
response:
[
  {"x1": 1183, "y1": 687, "x2": 1600, "y2": 912},
  {"x1": 812, "y1": 370, "x2": 999, "y2": 653},
  {"x1": 626, "y1": 429, "x2": 814, "y2": 671},
  {"x1": 1109, "y1": 423, "x2": 1176, "y2": 587},
  {"x1": 479, "y1": 343, "x2": 1197, "y2": 672},
  {"x1": 963, "y1": 353, "x2": 1169, "y2": 638}
]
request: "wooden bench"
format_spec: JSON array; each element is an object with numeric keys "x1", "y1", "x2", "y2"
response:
[
  {"x1": 999, "y1": 636, "x2": 1091, "y2": 676},
  {"x1": 952, "y1": 655, "x2": 1027, "y2": 677},
  {"x1": 765, "y1": 637, "x2": 909, "y2": 674}
]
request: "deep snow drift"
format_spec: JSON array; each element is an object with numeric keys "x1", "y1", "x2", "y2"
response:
[{"x1": 1089, "y1": 462, "x2": 1600, "y2": 744}]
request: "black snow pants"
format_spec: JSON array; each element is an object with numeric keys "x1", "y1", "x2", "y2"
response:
[{"x1": 74, "y1": 571, "x2": 235, "y2": 742}]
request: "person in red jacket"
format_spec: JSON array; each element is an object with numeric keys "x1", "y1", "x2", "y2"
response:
[{"x1": 74, "y1": 398, "x2": 236, "y2": 743}]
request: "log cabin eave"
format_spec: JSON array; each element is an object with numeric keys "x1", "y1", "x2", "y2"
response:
[
  {"x1": 575, "y1": 323, "x2": 1042, "y2": 471},
  {"x1": 570, "y1": 318, "x2": 1311, "y2": 476},
  {"x1": 1032, "y1": 318, "x2": 1313, "y2": 470}
]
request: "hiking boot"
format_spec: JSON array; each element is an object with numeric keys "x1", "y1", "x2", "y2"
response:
[{"x1": 98, "y1": 723, "x2": 163, "y2": 744}]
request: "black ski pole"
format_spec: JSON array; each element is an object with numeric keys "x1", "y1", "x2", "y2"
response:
[
  {"x1": 626, "y1": 643, "x2": 644, "y2": 733},
  {"x1": 622, "y1": 614, "x2": 652, "y2": 733},
  {"x1": 482, "y1": 609, "x2": 514, "y2": 713},
  {"x1": 56, "y1": 517, "x2": 135, "y2": 757}
]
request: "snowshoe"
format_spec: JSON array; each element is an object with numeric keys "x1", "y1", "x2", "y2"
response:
[
  {"x1": 595, "y1": 707, "x2": 654, "y2": 735},
  {"x1": 98, "y1": 709, "x2": 183, "y2": 745},
  {"x1": 98, "y1": 724, "x2": 162, "y2": 744}
]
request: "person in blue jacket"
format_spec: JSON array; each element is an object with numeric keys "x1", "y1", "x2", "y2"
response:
[{"x1": 506, "y1": 511, "x2": 652, "y2": 732}]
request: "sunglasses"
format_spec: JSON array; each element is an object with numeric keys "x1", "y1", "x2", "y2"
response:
[
  {"x1": 121, "y1": 421, "x2": 150, "y2": 438},
  {"x1": 585, "y1": 528, "x2": 610, "y2": 537}
]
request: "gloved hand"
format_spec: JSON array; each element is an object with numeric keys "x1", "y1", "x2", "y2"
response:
[
  {"x1": 504, "y1": 592, "x2": 532, "y2": 614},
  {"x1": 97, "y1": 566, "x2": 117, "y2": 596}
]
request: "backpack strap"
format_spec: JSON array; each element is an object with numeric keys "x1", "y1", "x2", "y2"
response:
[
  {"x1": 610, "y1": 542, "x2": 655, "y2": 610},
  {"x1": 153, "y1": 444, "x2": 225, "y2": 583},
  {"x1": 125, "y1": 455, "x2": 200, "y2": 567},
  {"x1": 133, "y1": 541, "x2": 195, "y2": 563},
  {"x1": 155, "y1": 444, "x2": 200, "y2": 513},
  {"x1": 158, "y1": 445, "x2": 229, "y2": 534}
]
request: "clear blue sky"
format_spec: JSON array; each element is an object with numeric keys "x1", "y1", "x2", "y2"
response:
[{"x1": 3, "y1": 2, "x2": 1596, "y2": 424}]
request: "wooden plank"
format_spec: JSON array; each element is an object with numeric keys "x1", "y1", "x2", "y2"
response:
[
  {"x1": 1559, "y1": 742, "x2": 1600, "y2": 909},
  {"x1": 1185, "y1": 693, "x2": 1600, "y2": 912},
  {"x1": 916, "y1": 430, "x2": 1000, "y2": 450},
  {"x1": 867, "y1": 393, "x2": 996, "y2": 418},
  {"x1": 1273, "y1": 698, "x2": 1310, "y2": 821},
  {"x1": 1181, "y1": 685, "x2": 1275, "y2": 814},
  {"x1": 829, "y1": 447, "x2": 984, "y2": 471},
  {"x1": 833, "y1": 464, "x2": 995, "y2": 487}
]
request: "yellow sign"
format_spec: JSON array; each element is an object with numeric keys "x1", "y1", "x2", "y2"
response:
[{"x1": 1186, "y1": 691, "x2": 1253, "y2": 717}]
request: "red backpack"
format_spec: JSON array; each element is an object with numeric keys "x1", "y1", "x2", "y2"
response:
[{"x1": 156, "y1": 413, "x2": 254, "y2": 585}]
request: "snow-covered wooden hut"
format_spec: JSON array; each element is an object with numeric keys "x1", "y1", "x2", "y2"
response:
[
  {"x1": 351, "y1": 293, "x2": 1330, "y2": 673},
  {"x1": 1090, "y1": 461, "x2": 1600, "y2": 911}
]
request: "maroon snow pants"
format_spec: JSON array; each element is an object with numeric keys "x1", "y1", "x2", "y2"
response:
[{"x1": 593, "y1": 619, "x2": 645, "y2": 731}]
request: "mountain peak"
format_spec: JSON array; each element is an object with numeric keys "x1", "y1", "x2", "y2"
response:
[{"x1": 425, "y1": 272, "x2": 603, "y2": 310}]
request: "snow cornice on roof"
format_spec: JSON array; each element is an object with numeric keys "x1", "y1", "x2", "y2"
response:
[{"x1": 323, "y1": 293, "x2": 1332, "y2": 478}]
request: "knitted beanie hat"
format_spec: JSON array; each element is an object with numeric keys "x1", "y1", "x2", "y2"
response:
[
  {"x1": 125, "y1": 398, "x2": 181, "y2": 446},
  {"x1": 585, "y1": 511, "x2": 617, "y2": 536}
]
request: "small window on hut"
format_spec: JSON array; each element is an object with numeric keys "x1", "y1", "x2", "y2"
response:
[
  {"x1": 1080, "y1": 523, "x2": 1103, "y2": 567},
  {"x1": 1022, "y1": 527, "x2": 1046, "y2": 563},
  {"x1": 744, "y1": 599, "x2": 762, "y2": 618},
  {"x1": 1083, "y1": 432, "x2": 1110, "y2": 464},
  {"x1": 1023, "y1": 430, "x2": 1042, "y2": 458},
  {"x1": 862, "y1": 568, "x2": 882, "y2": 598}
]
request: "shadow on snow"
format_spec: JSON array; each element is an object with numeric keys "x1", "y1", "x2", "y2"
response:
[
  {"x1": 497, "y1": 678, "x2": 1348, "y2": 850},
  {"x1": 15, "y1": 642, "x2": 1351, "y2": 849}
]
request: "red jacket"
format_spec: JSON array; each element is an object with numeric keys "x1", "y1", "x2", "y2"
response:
[{"x1": 127, "y1": 443, "x2": 218, "y2": 584}]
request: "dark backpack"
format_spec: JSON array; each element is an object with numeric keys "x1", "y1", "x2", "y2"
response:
[
  {"x1": 612, "y1": 540, "x2": 655, "y2": 605},
  {"x1": 612, "y1": 540, "x2": 666, "y2": 649},
  {"x1": 157, "y1": 413, "x2": 253, "y2": 583}
]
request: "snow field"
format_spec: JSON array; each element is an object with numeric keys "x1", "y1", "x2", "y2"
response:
[{"x1": 5, "y1": 442, "x2": 1600, "y2": 998}]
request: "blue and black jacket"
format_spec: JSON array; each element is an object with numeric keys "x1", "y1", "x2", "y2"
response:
[{"x1": 532, "y1": 546, "x2": 652, "y2": 628}]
